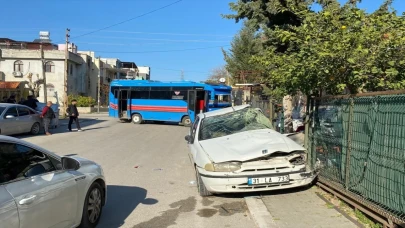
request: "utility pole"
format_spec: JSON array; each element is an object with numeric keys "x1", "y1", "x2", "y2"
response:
[
  {"x1": 63, "y1": 28, "x2": 70, "y2": 118},
  {"x1": 40, "y1": 44, "x2": 47, "y2": 103},
  {"x1": 97, "y1": 57, "x2": 101, "y2": 114},
  {"x1": 181, "y1": 69, "x2": 184, "y2": 81}
]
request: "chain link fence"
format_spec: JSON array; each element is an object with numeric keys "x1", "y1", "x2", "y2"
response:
[{"x1": 309, "y1": 93, "x2": 405, "y2": 225}]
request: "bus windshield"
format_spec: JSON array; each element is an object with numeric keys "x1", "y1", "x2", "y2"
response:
[{"x1": 214, "y1": 94, "x2": 230, "y2": 104}]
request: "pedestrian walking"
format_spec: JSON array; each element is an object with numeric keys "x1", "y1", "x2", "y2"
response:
[
  {"x1": 67, "y1": 99, "x2": 82, "y2": 132},
  {"x1": 40, "y1": 101, "x2": 55, "y2": 136}
]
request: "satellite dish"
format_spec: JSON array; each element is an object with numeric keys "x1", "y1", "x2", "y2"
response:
[{"x1": 219, "y1": 78, "x2": 226, "y2": 83}]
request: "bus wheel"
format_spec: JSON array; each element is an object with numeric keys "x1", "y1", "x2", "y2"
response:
[
  {"x1": 132, "y1": 114, "x2": 142, "y2": 124},
  {"x1": 182, "y1": 116, "x2": 191, "y2": 127}
]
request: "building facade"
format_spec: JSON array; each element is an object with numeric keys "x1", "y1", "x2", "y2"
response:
[{"x1": 0, "y1": 48, "x2": 91, "y2": 105}]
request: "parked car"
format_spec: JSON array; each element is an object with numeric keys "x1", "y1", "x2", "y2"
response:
[
  {"x1": 0, "y1": 103, "x2": 42, "y2": 135},
  {"x1": 185, "y1": 105, "x2": 317, "y2": 196},
  {"x1": 0, "y1": 135, "x2": 106, "y2": 228}
]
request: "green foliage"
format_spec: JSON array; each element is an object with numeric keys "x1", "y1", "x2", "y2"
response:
[
  {"x1": 354, "y1": 209, "x2": 383, "y2": 228},
  {"x1": 68, "y1": 94, "x2": 96, "y2": 107},
  {"x1": 222, "y1": 22, "x2": 264, "y2": 84},
  {"x1": 225, "y1": 0, "x2": 405, "y2": 95}
]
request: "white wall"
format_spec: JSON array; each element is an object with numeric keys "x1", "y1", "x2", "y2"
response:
[{"x1": 0, "y1": 49, "x2": 91, "y2": 104}]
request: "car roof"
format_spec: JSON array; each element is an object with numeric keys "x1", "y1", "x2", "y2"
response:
[
  {"x1": 199, "y1": 104, "x2": 251, "y2": 118},
  {"x1": 0, "y1": 135, "x2": 57, "y2": 157},
  {"x1": 0, "y1": 103, "x2": 35, "y2": 110},
  {"x1": 0, "y1": 103, "x2": 18, "y2": 107}
]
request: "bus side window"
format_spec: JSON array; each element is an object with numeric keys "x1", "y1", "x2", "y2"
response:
[
  {"x1": 131, "y1": 91, "x2": 149, "y2": 99},
  {"x1": 150, "y1": 91, "x2": 171, "y2": 100}
]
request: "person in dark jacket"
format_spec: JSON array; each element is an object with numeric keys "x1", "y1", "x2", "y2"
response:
[
  {"x1": 40, "y1": 101, "x2": 55, "y2": 136},
  {"x1": 23, "y1": 95, "x2": 39, "y2": 110},
  {"x1": 67, "y1": 99, "x2": 82, "y2": 132},
  {"x1": 7, "y1": 95, "x2": 16, "y2": 104}
]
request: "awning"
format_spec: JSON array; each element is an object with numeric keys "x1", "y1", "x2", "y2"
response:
[{"x1": 0, "y1": 81, "x2": 24, "y2": 89}]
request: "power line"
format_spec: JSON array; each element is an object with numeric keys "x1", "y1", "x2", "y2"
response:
[
  {"x1": 0, "y1": 28, "x2": 234, "y2": 38},
  {"x1": 68, "y1": 0, "x2": 183, "y2": 41},
  {"x1": 93, "y1": 45, "x2": 230, "y2": 54},
  {"x1": 74, "y1": 41, "x2": 167, "y2": 46},
  {"x1": 71, "y1": 29, "x2": 234, "y2": 38},
  {"x1": 74, "y1": 35, "x2": 230, "y2": 43},
  {"x1": 152, "y1": 68, "x2": 209, "y2": 74}
]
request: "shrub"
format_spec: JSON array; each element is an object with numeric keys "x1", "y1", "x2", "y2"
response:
[{"x1": 68, "y1": 94, "x2": 96, "y2": 107}]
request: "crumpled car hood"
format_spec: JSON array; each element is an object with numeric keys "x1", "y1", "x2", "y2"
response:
[{"x1": 198, "y1": 129, "x2": 305, "y2": 163}]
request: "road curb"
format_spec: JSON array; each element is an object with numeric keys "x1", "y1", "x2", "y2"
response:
[{"x1": 245, "y1": 196, "x2": 279, "y2": 228}]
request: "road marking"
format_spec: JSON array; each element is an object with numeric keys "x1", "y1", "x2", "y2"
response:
[{"x1": 245, "y1": 196, "x2": 279, "y2": 228}]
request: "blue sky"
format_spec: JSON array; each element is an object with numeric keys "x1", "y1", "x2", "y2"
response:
[{"x1": 0, "y1": 0, "x2": 404, "y2": 82}]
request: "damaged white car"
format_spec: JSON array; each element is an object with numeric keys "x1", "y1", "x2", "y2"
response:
[{"x1": 185, "y1": 105, "x2": 317, "y2": 196}]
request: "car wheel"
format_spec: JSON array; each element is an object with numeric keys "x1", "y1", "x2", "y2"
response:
[
  {"x1": 132, "y1": 114, "x2": 142, "y2": 124},
  {"x1": 79, "y1": 182, "x2": 103, "y2": 228},
  {"x1": 195, "y1": 168, "x2": 212, "y2": 197},
  {"x1": 30, "y1": 122, "x2": 40, "y2": 135},
  {"x1": 182, "y1": 116, "x2": 191, "y2": 127}
]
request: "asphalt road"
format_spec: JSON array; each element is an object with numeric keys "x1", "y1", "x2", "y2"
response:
[{"x1": 21, "y1": 115, "x2": 254, "y2": 228}]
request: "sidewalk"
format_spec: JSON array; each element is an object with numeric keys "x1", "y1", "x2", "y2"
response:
[{"x1": 260, "y1": 187, "x2": 359, "y2": 228}]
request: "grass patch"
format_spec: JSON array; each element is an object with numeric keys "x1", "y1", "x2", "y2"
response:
[{"x1": 354, "y1": 209, "x2": 383, "y2": 228}]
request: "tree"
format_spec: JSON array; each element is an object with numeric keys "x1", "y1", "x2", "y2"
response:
[
  {"x1": 226, "y1": 0, "x2": 405, "y2": 95},
  {"x1": 205, "y1": 66, "x2": 232, "y2": 85},
  {"x1": 26, "y1": 73, "x2": 44, "y2": 98},
  {"x1": 222, "y1": 23, "x2": 264, "y2": 83}
]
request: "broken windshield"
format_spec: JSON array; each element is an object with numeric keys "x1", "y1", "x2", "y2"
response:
[{"x1": 199, "y1": 107, "x2": 274, "y2": 141}]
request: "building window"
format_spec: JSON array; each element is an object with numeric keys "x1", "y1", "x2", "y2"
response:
[
  {"x1": 70, "y1": 64, "x2": 73, "y2": 75},
  {"x1": 14, "y1": 60, "x2": 23, "y2": 72},
  {"x1": 45, "y1": 61, "x2": 55, "y2": 73},
  {"x1": 46, "y1": 84, "x2": 55, "y2": 93}
]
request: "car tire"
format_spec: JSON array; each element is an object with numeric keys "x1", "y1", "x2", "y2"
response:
[
  {"x1": 132, "y1": 114, "x2": 142, "y2": 124},
  {"x1": 195, "y1": 168, "x2": 212, "y2": 197},
  {"x1": 182, "y1": 116, "x2": 191, "y2": 127},
  {"x1": 79, "y1": 182, "x2": 103, "y2": 228},
  {"x1": 30, "y1": 122, "x2": 40, "y2": 135}
]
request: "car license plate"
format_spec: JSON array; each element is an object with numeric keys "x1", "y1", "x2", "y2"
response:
[{"x1": 248, "y1": 175, "x2": 290, "y2": 185}]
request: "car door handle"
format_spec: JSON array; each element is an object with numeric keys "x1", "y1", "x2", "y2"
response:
[{"x1": 19, "y1": 195, "x2": 37, "y2": 205}]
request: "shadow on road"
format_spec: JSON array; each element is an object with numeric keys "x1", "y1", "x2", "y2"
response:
[
  {"x1": 215, "y1": 184, "x2": 314, "y2": 199},
  {"x1": 14, "y1": 118, "x2": 107, "y2": 139},
  {"x1": 98, "y1": 185, "x2": 158, "y2": 228}
]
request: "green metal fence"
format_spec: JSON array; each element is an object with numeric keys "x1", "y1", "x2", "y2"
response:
[{"x1": 309, "y1": 92, "x2": 405, "y2": 224}]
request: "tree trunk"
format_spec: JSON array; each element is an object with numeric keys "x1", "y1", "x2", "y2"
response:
[{"x1": 283, "y1": 95, "x2": 293, "y2": 133}]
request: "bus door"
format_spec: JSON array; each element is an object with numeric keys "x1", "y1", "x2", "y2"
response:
[
  {"x1": 111, "y1": 89, "x2": 119, "y2": 118},
  {"x1": 118, "y1": 89, "x2": 129, "y2": 119},
  {"x1": 187, "y1": 89, "x2": 208, "y2": 122},
  {"x1": 187, "y1": 90, "x2": 197, "y2": 122}
]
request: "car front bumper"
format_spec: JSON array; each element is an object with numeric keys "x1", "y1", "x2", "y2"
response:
[{"x1": 197, "y1": 167, "x2": 317, "y2": 193}]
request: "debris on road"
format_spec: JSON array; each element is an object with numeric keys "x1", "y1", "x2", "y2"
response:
[
  {"x1": 189, "y1": 181, "x2": 196, "y2": 185},
  {"x1": 153, "y1": 168, "x2": 163, "y2": 171}
]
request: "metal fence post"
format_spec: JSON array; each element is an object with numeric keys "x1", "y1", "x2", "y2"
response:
[
  {"x1": 304, "y1": 95, "x2": 311, "y2": 167},
  {"x1": 345, "y1": 97, "x2": 354, "y2": 190},
  {"x1": 280, "y1": 107, "x2": 285, "y2": 134}
]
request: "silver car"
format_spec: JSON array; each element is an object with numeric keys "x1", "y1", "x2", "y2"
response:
[
  {"x1": 0, "y1": 103, "x2": 42, "y2": 135},
  {"x1": 0, "y1": 136, "x2": 107, "y2": 228}
]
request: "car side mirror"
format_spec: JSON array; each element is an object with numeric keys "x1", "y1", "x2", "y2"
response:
[
  {"x1": 5, "y1": 115, "x2": 15, "y2": 119},
  {"x1": 61, "y1": 157, "x2": 81, "y2": 171},
  {"x1": 185, "y1": 135, "x2": 193, "y2": 143}
]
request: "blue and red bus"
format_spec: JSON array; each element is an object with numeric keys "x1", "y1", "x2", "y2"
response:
[{"x1": 109, "y1": 80, "x2": 232, "y2": 126}]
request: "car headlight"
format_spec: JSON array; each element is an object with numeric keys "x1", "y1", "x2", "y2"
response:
[
  {"x1": 204, "y1": 162, "x2": 242, "y2": 172},
  {"x1": 289, "y1": 152, "x2": 307, "y2": 166}
]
